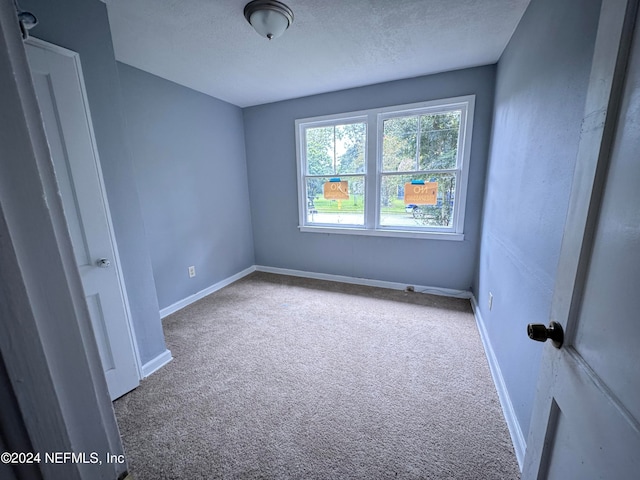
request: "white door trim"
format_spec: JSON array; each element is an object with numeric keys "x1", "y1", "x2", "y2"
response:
[
  {"x1": 26, "y1": 36, "x2": 143, "y2": 380},
  {"x1": 0, "y1": 1, "x2": 125, "y2": 477}
]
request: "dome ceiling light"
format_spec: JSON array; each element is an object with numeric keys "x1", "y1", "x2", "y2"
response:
[{"x1": 244, "y1": 0, "x2": 294, "y2": 40}]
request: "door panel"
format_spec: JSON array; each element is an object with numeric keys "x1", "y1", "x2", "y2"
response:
[
  {"x1": 573, "y1": 120, "x2": 640, "y2": 421},
  {"x1": 524, "y1": 0, "x2": 640, "y2": 478},
  {"x1": 30, "y1": 72, "x2": 93, "y2": 267},
  {"x1": 86, "y1": 293, "x2": 117, "y2": 372},
  {"x1": 546, "y1": 351, "x2": 640, "y2": 478},
  {"x1": 26, "y1": 40, "x2": 140, "y2": 400}
]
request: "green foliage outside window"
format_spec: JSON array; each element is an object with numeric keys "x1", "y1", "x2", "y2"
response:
[
  {"x1": 381, "y1": 111, "x2": 460, "y2": 226},
  {"x1": 305, "y1": 122, "x2": 366, "y2": 207}
]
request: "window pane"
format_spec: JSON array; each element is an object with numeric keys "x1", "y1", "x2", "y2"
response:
[
  {"x1": 419, "y1": 111, "x2": 460, "y2": 170},
  {"x1": 382, "y1": 116, "x2": 418, "y2": 172},
  {"x1": 305, "y1": 176, "x2": 365, "y2": 225},
  {"x1": 336, "y1": 123, "x2": 366, "y2": 174},
  {"x1": 306, "y1": 126, "x2": 335, "y2": 175},
  {"x1": 380, "y1": 173, "x2": 456, "y2": 228}
]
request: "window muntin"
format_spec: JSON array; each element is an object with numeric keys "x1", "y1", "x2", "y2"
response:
[{"x1": 296, "y1": 96, "x2": 473, "y2": 239}]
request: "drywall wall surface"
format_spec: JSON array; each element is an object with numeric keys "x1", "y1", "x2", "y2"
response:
[
  {"x1": 20, "y1": 0, "x2": 167, "y2": 365},
  {"x1": 118, "y1": 63, "x2": 255, "y2": 309},
  {"x1": 474, "y1": 0, "x2": 601, "y2": 444},
  {"x1": 243, "y1": 66, "x2": 495, "y2": 290}
]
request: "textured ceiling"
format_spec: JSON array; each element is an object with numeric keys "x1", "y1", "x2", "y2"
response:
[{"x1": 106, "y1": 0, "x2": 530, "y2": 107}]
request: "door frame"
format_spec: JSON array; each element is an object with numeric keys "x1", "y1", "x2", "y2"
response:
[
  {"x1": 0, "y1": 2, "x2": 126, "y2": 478},
  {"x1": 26, "y1": 36, "x2": 143, "y2": 381},
  {"x1": 522, "y1": 0, "x2": 639, "y2": 476}
]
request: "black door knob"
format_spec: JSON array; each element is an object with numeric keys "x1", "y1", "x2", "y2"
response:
[{"x1": 527, "y1": 321, "x2": 564, "y2": 349}]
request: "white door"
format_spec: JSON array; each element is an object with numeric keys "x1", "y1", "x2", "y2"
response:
[
  {"x1": 523, "y1": 0, "x2": 640, "y2": 478},
  {"x1": 25, "y1": 39, "x2": 140, "y2": 400}
]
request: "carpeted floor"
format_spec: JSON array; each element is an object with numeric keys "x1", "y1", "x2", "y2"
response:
[{"x1": 114, "y1": 272, "x2": 520, "y2": 479}]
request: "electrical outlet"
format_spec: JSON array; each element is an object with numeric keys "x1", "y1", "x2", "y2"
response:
[
  {"x1": 188, "y1": 266, "x2": 196, "y2": 278},
  {"x1": 488, "y1": 292, "x2": 493, "y2": 311}
]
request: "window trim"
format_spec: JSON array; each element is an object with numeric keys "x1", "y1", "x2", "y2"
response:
[{"x1": 295, "y1": 95, "x2": 475, "y2": 240}]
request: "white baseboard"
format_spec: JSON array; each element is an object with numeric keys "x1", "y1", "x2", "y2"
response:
[
  {"x1": 160, "y1": 264, "x2": 470, "y2": 320},
  {"x1": 470, "y1": 295, "x2": 526, "y2": 470},
  {"x1": 159, "y1": 266, "x2": 256, "y2": 318},
  {"x1": 255, "y1": 265, "x2": 472, "y2": 299},
  {"x1": 141, "y1": 349, "x2": 173, "y2": 378}
]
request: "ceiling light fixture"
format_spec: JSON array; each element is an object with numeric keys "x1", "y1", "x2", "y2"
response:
[{"x1": 244, "y1": 0, "x2": 294, "y2": 40}]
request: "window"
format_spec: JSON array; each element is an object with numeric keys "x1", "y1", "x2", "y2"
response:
[{"x1": 295, "y1": 96, "x2": 474, "y2": 240}]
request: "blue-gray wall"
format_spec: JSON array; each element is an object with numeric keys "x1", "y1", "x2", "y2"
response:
[
  {"x1": 117, "y1": 64, "x2": 255, "y2": 310},
  {"x1": 243, "y1": 66, "x2": 495, "y2": 290},
  {"x1": 474, "y1": 0, "x2": 601, "y2": 446},
  {"x1": 22, "y1": 0, "x2": 167, "y2": 365}
]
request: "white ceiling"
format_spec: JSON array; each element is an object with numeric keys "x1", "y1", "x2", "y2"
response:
[{"x1": 106, "y1": 0, "x2": 530, "y2": 108}]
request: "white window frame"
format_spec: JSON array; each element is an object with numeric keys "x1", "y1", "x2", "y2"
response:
[{"x1": 295, "y1": 95, "x2": 475, "y2": 240}]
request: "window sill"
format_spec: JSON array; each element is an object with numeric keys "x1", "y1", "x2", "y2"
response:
[{"x1": 298, "y1": 225, "x2": 464, "y2": 241}]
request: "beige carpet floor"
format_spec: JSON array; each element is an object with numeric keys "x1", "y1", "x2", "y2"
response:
[{"x1": 114, "y1": 272, "x2": 520, "y2": 479}]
